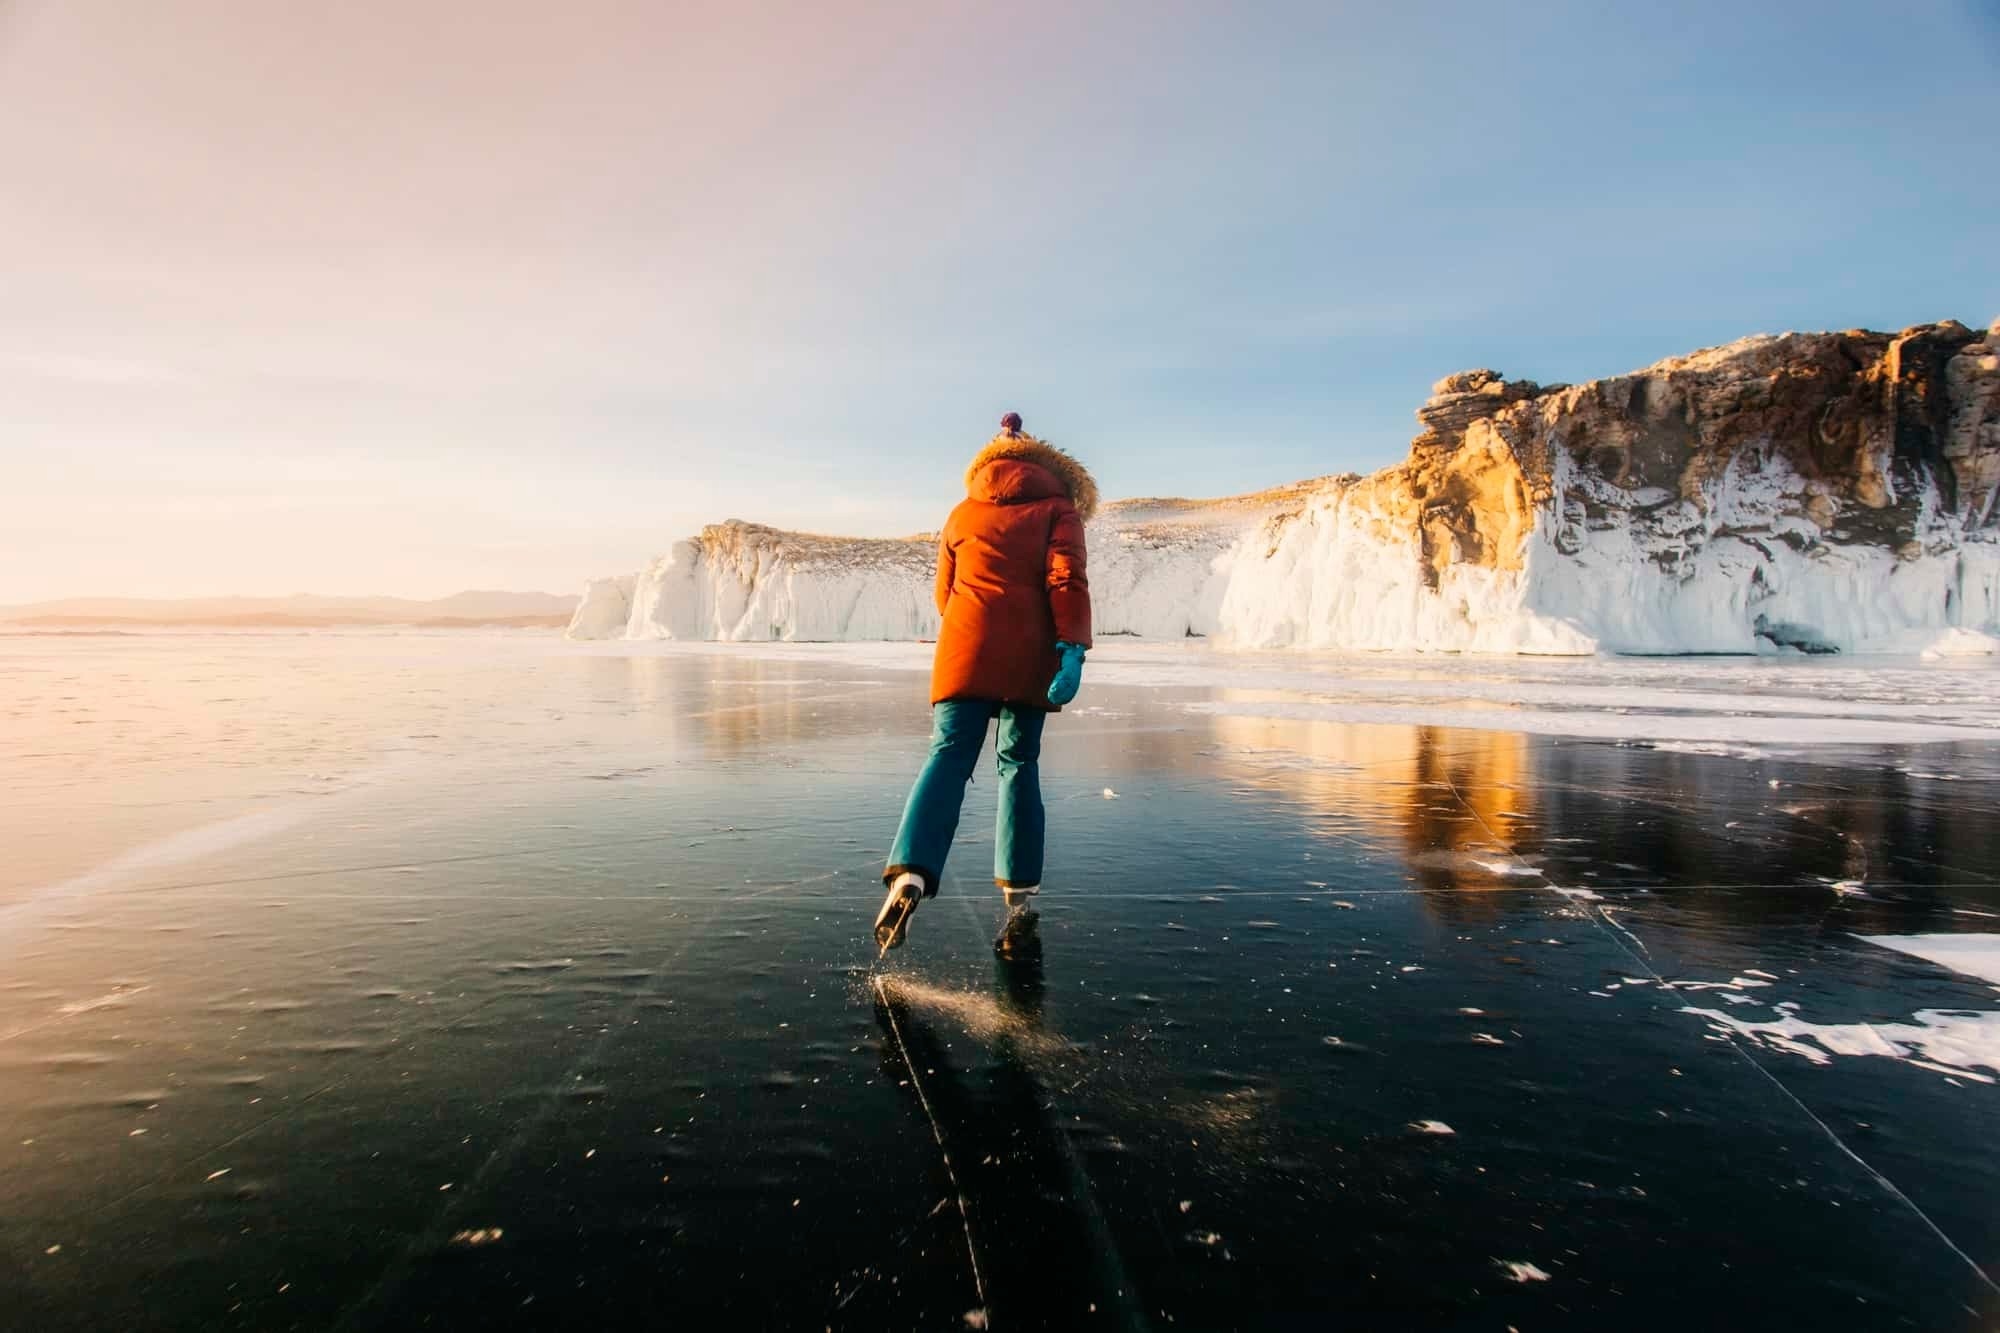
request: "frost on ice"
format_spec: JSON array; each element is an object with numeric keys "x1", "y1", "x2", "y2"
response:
[{"x1": 571, "y1": 321, "x2": 2000, "y2": 656}]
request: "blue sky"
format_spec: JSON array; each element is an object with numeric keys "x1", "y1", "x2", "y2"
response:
[{"x1": 1, "y1": 0, "x2": 1995, "y2": 600}]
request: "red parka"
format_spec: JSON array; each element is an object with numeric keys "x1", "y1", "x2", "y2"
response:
[{"x1": 930, "y1": 433, "x2": 1096, "y2": 709}]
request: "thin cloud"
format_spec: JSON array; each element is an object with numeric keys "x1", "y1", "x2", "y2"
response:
[{"x1": 0, "y1": 352, "x2": 193, "y2": 386}]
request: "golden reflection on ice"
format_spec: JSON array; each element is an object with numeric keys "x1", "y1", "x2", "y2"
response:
[{"x1": 1209, "y1": 713, "x2": 1537, "y2": 917}]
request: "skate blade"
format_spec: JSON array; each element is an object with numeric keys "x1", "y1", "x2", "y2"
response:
[
  {"x1": 874, "y1": 889, "x2": 919, "y2": 956},
  {"x1": 993, "y1": 906, "x2": 1041, "y2": 959}
]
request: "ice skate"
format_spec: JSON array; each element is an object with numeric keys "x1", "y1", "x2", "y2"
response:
[
  {"x1": 874, "y1": 871, "x2": 928, "y2": 956},
  {"x1": 994, "y1": 903, "x2": 1041, "y2": 959},
  {"x1": 1001, "y1": 883, "x2": 1039, "y2": 910}
]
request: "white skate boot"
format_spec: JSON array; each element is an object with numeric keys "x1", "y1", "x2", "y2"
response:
[{"x1": 873, "y1": 872, "x2": 928, "y2": 955}]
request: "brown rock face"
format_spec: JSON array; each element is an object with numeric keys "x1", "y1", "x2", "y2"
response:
[
  {"x1": 1400, "y1": 320, "x2": 2000, "y2": 586},
  {"x1": 1944, "y1": 328, "x2": 2000, "y2": 526},
  {"x1": 1411, "y1": 369, "x2": 1544, "y2": 456}
]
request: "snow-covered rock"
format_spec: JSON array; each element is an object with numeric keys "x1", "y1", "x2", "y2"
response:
[
  {"x1": 571, "y1": 320, "x2": 2000, "y2": 655},
  {"x1": 615, "y1": 525, "x2": 939, "y2": 642},
  {"x1": 567, "y1": 575, "x2": 636, "y2": 639},
  {"x1": 570, "y1": 488, "x2": 1320, "y2": 643}
]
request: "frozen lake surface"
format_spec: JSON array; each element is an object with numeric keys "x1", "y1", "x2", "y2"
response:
[{"x1": 4, "y1": 634, "x2": 2000, "y2": 1329}]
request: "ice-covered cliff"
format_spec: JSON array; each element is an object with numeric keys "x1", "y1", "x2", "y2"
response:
[
  {"x1": 568, "y1": 483, "x2": 1323, "y2": 644},
  {"x1": 571, "y1": 320, "x2": 2000, "y2": 655}
]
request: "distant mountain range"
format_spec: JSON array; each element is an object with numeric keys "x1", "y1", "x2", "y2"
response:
[{"x1": 0, "y1": 590, "x2": 580, "y2": 629}]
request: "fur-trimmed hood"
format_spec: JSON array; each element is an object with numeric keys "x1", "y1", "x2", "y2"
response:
[{"x1": 963, "y1": 432, "x2": 1099, "y2": 521}]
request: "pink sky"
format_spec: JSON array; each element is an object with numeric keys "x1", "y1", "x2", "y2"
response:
[{"x1": 3, "y1": 0, "x2": 1992, "y2": 602}]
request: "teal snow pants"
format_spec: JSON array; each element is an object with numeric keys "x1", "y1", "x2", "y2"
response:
[{"x1": 884, "y1": 699, "x2": 1046, "y2": 894}]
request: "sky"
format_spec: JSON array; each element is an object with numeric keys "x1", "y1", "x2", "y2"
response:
[{"x1": 1, "y1": 0, "x2": 1996, "y2": 603}]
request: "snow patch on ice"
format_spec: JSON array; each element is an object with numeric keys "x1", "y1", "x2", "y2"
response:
[
  {"x1": 1857, "y1": 933, "x2": 2000, "y2": 988},
  {"x1": 1858, "y1": 626, "x2": 2000, "y2": 658},
  {"x1": 1497, "y1": 1260, "x2": 1551, "y2": 1283},
  {"x1": 1644, "y1": 740, "x2": 1771, "y2": 760},
  {"x1": 1685, "y1": 1005, "x2": 2000, "y2": 1081},
  {"x1": 1470, "y1": 858, "x2": 1542, "y2": 878}
]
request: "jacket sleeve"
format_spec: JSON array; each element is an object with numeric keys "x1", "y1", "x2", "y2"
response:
[
  {"x1": 1046, "y1": 504, "x2": 1093, "y2": 648},
  {"x1": 934, "y1": 531, "x2": 955, "y2": 617}
]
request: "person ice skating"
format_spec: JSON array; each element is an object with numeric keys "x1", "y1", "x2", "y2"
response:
[{"x1": 874, "y1": 412, "x2": 1095, "y2": 954}]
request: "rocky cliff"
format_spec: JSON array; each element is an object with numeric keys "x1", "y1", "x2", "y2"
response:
[
  {"x1": 570, "y1": 320, "x2": 2000, "y2": 655},
  {"x1": 1315, "y1": 319, "x2": 2000, "y2": 652}
]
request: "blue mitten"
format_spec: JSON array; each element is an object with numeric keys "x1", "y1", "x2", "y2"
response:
[{"x1": 1047, "y1": 640, "x2": 1086, "y2": 706}]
